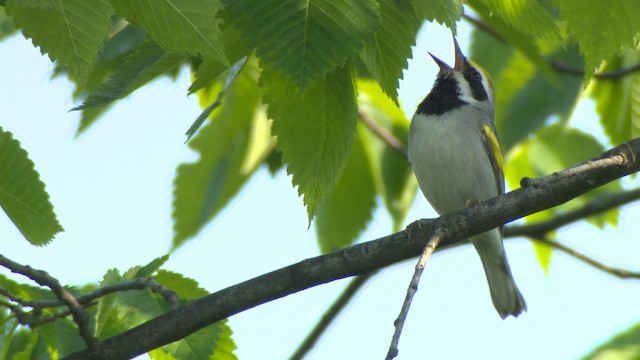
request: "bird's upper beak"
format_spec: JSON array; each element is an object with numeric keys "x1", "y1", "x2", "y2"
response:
[
  {"x1": 453, "y1": 36, "x2": 466, "y2": 71},
  {"x1": 429, "y1": 37, "x2": 467, "y2": 73}
]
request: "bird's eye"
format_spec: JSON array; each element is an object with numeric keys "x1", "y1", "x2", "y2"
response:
[{"x1": 472, "y1": 70, "x2": 482, "y2": 81}]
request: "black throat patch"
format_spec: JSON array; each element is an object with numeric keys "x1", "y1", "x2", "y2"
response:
[{"x1": 415, "y1": 74, "x2": 466, "y2": 116}]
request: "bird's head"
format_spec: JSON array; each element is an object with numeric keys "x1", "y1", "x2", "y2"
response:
[{"x1": 417, "y1": 37, "x2": 495, "y2": 117}]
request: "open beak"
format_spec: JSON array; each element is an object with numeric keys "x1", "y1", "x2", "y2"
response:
[
  {"x1": 429, "y1": 52, "x2": 452, "y2": 73},
  {"x1": 453, "y1": 36, "x2": 466, "y2": 71}
]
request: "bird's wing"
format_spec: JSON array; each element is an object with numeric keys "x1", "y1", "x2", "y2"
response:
[{"x1": 480, "y1": 123, "x2": 505, "y2": 196}]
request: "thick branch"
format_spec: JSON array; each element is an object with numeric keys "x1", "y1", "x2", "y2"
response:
[{"x1": 64, "y1": 138, "x2": 640, "y2": 359}]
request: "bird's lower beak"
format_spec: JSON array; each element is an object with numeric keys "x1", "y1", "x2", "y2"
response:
[{"x1": 429, "y1": 52, "x2": 452, "y2": 73}]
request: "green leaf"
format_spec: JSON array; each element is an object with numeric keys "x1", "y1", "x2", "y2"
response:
[
  {"x1": 73, "y1": 37, "x2": 187, "y2": 112},
  {"x1": 154, "y1": 270, "x2": 208, "y2": 299},
  {"x1": 360, "y1": 0, "x2": 420, "y2": 102},
  {"x1": 357, "y1": 79, "x2": 416, "y2": 231},
  {"x1": 0, "y1": 127, "x2": 63, "y2": 245},
  {"x1": 262, "y1": 65, "x2": 358, "y2": 221},
  {"x1": 136, "y1": 255, "x2": 170, "y2": 278},
  {"x1": 468, "y1": 0, "x2": 556, "y2": 81},
  {"x1": 591, "y1": 50, "x2": 640, "y2": 145},
  {"x1": 173, "y1": 59, "x2": 272, "y2": 248},
  {"x1": 0, "y1": 7, "x2": 17, "y2": 40},
  {"x1": 506, "y1": 123, "x2": 621, "y2": 227},
  {"x1": 225, "y1": 0, "x2": 380, "y2": 90},
  {"x1": 582, "y1": 322, "x2": 640, "y2": 360},
  {"x1": 315, "y1": 132, "x2": 376, "y2": 253},
  {"x1": 37, "y1": 319, "x2": 86, "y2": 357},
  {"x1": 476, "y1": 0, "x2": 562, "y2": 44},
  {"x1": 6, "y1": 0, "x2": 114, "y2": 84},
  {"x1": 469, "y1": 26, "x2": 513, "y2": 79},
  {"x1": 110, "y1": 0, "x2": 227, "y2": 65},
  {"x1": 556, "y1": 0, "x2": 640, "y2": 82},
  {"x1": 412, "y1": 0, "x2": 463, "y2": 31},
  {"x1": 498, "y1": 45, "x2": 583, "y2": 150}
]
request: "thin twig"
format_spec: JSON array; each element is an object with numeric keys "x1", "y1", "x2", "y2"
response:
[
  {"x1": 358, "y1": 109, "x2": 408, "y2": 157},
  {"x1": 0, "y1": 255, "x2": 100, "y2": 353},
  {"x1": 532, "y1": 237, "x2": 640, "y2": 279},
  {"x1": 386, "y1": 229, "x2": 443, "y2": 360},
  {"x1": 462, "y1": 14, "x2": 640, "y2": 80},
  {"x1": 504, "y1": 188, "x2": 640, "y2": 239},
  {"x1": 289, "y1": 272, "x2": 375, "y2": 360}
]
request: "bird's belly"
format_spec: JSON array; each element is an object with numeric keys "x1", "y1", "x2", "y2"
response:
[{"x1": 409, "y1": 118, "x2": 498, "y2": 215}]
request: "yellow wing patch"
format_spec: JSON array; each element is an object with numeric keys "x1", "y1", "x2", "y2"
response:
[{"x1": 482, "y1": 123, "x2": 504, "y2": 172}]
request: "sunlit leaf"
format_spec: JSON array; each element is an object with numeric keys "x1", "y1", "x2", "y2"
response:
[
  {"x1": 582, "y1": 322, "x2": 640, "y2": 360},
  {"x1": 110, "y1": 0, "x2": 227, "y2": 65},
  {"x1": 412, "y1": 0, "x2": 463, "y2": 31},
  {"x1": 225, "y1": 0, "x2": 379, "y2": 90},
  {"x1": 360, "y1": 0, "x2": 420, "y2": 102},
  {"x1": 262, "y1": 65, "x2": 358, "y2": 221},
  {"x1": 556, "y1": 0, "x2": 640, "y2": 82}
]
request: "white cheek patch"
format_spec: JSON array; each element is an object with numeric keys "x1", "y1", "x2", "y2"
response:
[{"x1": 452, "y1": 72, "x2": 476, "y2": 104}]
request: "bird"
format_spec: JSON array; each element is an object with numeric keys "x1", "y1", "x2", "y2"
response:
[{"x1": 407, "y1": 37, "x2": 526, "y2": 318}]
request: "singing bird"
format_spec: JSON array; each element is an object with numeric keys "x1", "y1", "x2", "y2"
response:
[{"x1": 408, "y1": 38, "x2": 526, "y2": 318}]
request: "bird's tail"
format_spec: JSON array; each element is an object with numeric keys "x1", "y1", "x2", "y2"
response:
[{"x1": 470, "y1": 228, "x2": 526, "y2": 319}]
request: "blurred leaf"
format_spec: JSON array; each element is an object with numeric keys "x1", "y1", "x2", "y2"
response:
[
  {"x1": 497, "y1": 45, "x2": 583, "y2": 150},
  {"x1": 5, "y1": 0, "x2": 113, "y2": 84},
  {"x1": 225, "y1": 0, "x2": 379, "y2": 90},
  {"x1": 262, "y1": 65, "x2": 358, "y2": 221},
  {"x1": 582, "y1": 322, "x2": 640, "y2": 360},
  {"x1": 533, "y1": 238, "x2": 553, "y2": 275},
  {"x1": 468, "y1": 0, "x2": 555, "y2": 81},
  {"x1": 357, "y1": 79, "x2": 416, "y2": 231},
  {"x1": 412, "y1": 0, "x2": 462, "y2": 31},
  {"x1": 73, "y1": 38, "x2": 186, "y2": 111},
  {"x1": 136, "y1": 255, "x2": 170, "y2": 278},
  {"x1": 591, "y1": 50, "x2": 640, "y2": 145},
  {"x1": 110, "y1": 0, "x2": 227, "y2": 65},
  {"x1": 154, "y1": 270, "x2": 207, "y2": 299},
  {"x1": 0, "y1": 7, "x2": 17, "y2": 40},
  {"x1": 469, "y1": 26, "x2": 513, "y2": 79},
  {"x1": 360, "y1": 0, "x2": 420, "y2": 102},
  {"x1": 173, "y1": 59, "x2": 271, "y2": 248},
  {"x1": 0, "y1": 128, "x2": 63, "y2": 245},
  {"x1": 556, "y1": 0, "x2": 640, "y2": 82},
  {"x1": 315, "y1": 133, "x2": 376, "y2": 253},
  {"x1": 506, "y1": 123, "x2": 621, "y2": 228},
  {"x1": 37, "y1": 319, "x2": 85, "y2": 357},
  {"x1": 476, "y1": 0, "x2": 561, "y2": 44}
]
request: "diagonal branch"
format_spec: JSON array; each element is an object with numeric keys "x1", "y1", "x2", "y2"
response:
[
  {"x1": 532, "y1": 236, "x2": 640, "y2": 279},
  {"x1": 64, "y1": 138, "x2": 640, "y2": 359}
]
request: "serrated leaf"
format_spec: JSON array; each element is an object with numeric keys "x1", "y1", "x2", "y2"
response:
[
  {"x1": 315, "y1": 133, "x2": 376, "y2": 253},
  {"x1": 73, "y1": 37, "x2": 187, "y2": 112},
  {"x1": 6, "y1": 0, "x2": 114, "y2": 84},
  {"x1": 357, "y1": 79, "x2": 416, "y2": 231},
  {"x1": 477, "y1": 0, "x2": 562, "y2": 44},
  {"x1": 591, "y1": 50, "x2": 640, "y2": 145},
  {"x1": 262, "y1": 65, "x2": 358, "y2": 221},
  {"x1": 225, "y1": 0, "x2": 379, "y2": 90},
  {"x1": 0, "y1": 127, "x2": 63, "y2": 245},
  {"x1": 110, "y1": 0, "x2": 227, "y2": 65},
  {"x1": 360, "y1": 0, "x2": 420, "y2": 102},
  {"x1": 173, "y1": 59, "x2": 271, "y2": 248},
  {"x1": 412, "y1": 0, "x2": 463, "y2": 31},
  {"x1": 0, "y1": 7, "x2": 17, "y2": 40},
  {"x1": 154, "y1": 270, "x2": 208, "y2": 299},
  {"x1": 556, "y1": 0, "x2": 640, "y2": 82},
  {"x1": 582, "y1": 322, "x2": 640, "y2": 360}
]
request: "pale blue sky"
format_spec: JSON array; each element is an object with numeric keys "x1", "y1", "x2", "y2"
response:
[{"x1": 1, "y1": 21, "x2": 639, "y2": 360}]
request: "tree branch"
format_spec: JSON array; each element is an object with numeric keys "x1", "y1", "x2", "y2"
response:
[
  {"x1": 532, "y1": 237, "x2": 640, "y2": 279},
  {"x1": 289, "y1": 272, "x2": 375, "y2": 360},
  {"x1": 358, "y1": 109, "x2": 408, "y2": 157},
  {"x1": 0, "y1": 254, "x2": 100, "y2": 354},
  {"x1": 463, "y1": 14, "x2": 640, "y2": 80},
  {"x1": 63, "y1": 137, "x2": 640, "y2": 359}
]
